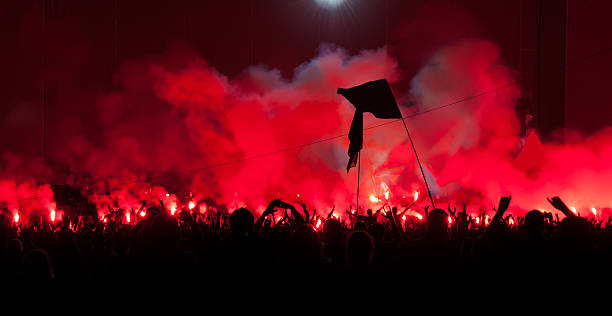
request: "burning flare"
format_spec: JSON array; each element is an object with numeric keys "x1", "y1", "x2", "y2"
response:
[{"x1": 369, "y1": 195, "x2": 380, "y2": 203}]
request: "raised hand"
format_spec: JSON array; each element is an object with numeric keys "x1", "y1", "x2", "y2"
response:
[
  {"x1": 447, "y1": 203, "x2": 457, "y2": 219},
  {"x1": 256, "y1": 199, "x2": 282, "y2": 233},
  {"x1": 491, "y1": 196, "x2": 511, "y2": 228},
  {"x1": 264, "y1": 199, "x2": 281, "y2": 216},
  {"x1": 424, "y1": 205, "x2": 431, "y2": 218},
  {"x1": 302, "y1": 203, "x2": 310, "y2": 223},
  {"x1": 546, "y1": 196, "x2": 575, "y2": 218},
  {"x1": 327, "y1": 205, "x2": 336, "y2": 219},
  {"x1": 278, "y1": 201, "x2": 305, "y2": 225},
  {"x1": 497, "y1": 196, "x2": 511, "y2": 214}
]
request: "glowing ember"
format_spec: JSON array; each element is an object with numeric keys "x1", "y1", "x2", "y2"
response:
[
  {"x1": 447, "y1": 216, "x2": 453, "y2": 224},
  {"x1": 13, "y1": 212, "x2": 19, "y2": 223},
  {"x1": 170, "y1": 204, "x2": 177, "y2": 215},
  {"x1": 591, "y1": 207, "x2": 597, "y2": 216},
  {"x1": 166, "y1": 193, "x2": 170, "y2": 197},
  {"x1": 509, "y1": 217, "x2": 515, "y2": 226},
  {"x1": 401, "y1": 215, "x2": 406, "y2": 221},
  {"x1": 384, "y1": 190, "x2": 390, "y2": 200},
  {"x1": 297, "y1": 193, "x2": 300, "y2": 198},
  {"x1": 475, "y1": 217, "x2": 480, "y2": 224},
  {"x1": 413, "y1": 191, "x2": 419, "y2": 202},
  {"x1": 369, "y1": 195, "x2": 380, "y2": 203},
  {"x1": 188, "y1": 201, "x2": 196, "y2": 210},
  {"x1": 199, "y1": 204, "x2": 207, "y2": 214},
  {"x1": 50, "y1": 209, "x2": 56, "y2": 222},
  {"x1": 415, "y1": 213, "x2": 423, "y2": 220},
  {"x1": 315, "y1": 218, "x2": 322, "y2": 230},
  {"x1": 571, "y1": 206, "x2": 578, "y2": 215},
  {"x1": 139, "y1": 210, "x2": 146, "y2": 217},
  {"x1": 126, "y1": 212, "x2": 131, "y2": 223}
]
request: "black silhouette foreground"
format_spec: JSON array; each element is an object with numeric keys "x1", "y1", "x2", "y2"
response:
[{"x1": 1, "y1": 195, "x2": 611, "y2": 287}]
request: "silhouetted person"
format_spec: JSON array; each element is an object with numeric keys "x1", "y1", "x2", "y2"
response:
[
  {"x1": 23, "y1": 249, "x2": 54, "y2": 281},
  {"x1": 220, "y1": 208, "x2": 262, "y2": 279},
  {"x1": 425, "y1": 209, "x2": 450, "y2": 241},
  {"x1": 367, "y1": 222, "x2": 390, "y2": 267},
  {"x1": 229, "y1": 208, "x2": 254, "y2": 238},
  {"x1": 150, "y1": 213, "x2": 181, "y2": 255},
  {"x1": 289, "y1": 225, "x2": 329, "y2": 277},
  {"x1": 51, "y1": 227, "x2": 82, "y2": 281},
  {"x1": 394, "y1": 209, "x2": 458, "y2": 278},
  {"x1": 345, "y1": 231, "x2": 374, "y2": 272},
  {"x1": 322, "y1": 218, "x2": 344, "y2": 267},
  {"x1": 3, "y1": 238, "x2": 23, "y2": 280},
  {"x1": 515, "y1": 210, "x2": 552, "y2": 273},
  {"x1": 138, "y1": 213, "x2": 196, "y2": 282},
  {"x1": 525, "y1": 210, "x2": 545, "y2": 240}
]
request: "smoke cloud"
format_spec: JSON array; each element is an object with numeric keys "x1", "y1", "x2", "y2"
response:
[{"x1": 1, "y1": 38, "x2": 611, "y2": 222}]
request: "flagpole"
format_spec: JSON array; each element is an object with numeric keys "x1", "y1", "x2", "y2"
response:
[
  {"x1": 356, "y1": 151, "x2": 361, "y2": 212},
  {"x1": 400, "y1": 119, "x2": 436, "y2": 209}
]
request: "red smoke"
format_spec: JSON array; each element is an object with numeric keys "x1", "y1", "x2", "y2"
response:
[{"x1": 1, "y1": 38, "x2": 611, "y2": 222}]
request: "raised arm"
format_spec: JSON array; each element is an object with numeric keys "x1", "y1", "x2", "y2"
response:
[
  {"x1": 490, "y1": 196, "x2": 511, "y2": 227},
  {"x1": 255, "y1": 199, "x2": 280, "y2": 233},
  {"x1": 546, "y1": 196, "x2": 577, "y2": 219}
]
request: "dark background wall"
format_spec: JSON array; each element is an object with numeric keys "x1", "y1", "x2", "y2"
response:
[{"x1": 1, "y1": 0, "x2": 610, "y2": 158}]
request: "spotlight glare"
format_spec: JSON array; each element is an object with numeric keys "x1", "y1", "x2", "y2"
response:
[{"x1": 315, "y1": 0, "x2": 345, "y2": 9}]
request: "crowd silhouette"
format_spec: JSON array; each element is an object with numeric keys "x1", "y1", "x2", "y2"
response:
[{"x1": 1, "y1": 195, "x2": 612, "y2": 286}]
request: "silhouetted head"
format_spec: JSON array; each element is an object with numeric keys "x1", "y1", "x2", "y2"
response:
[
  {"x1": 19, "y1": 228, "x2": 33, "y2": 243},
  {"x1": 5, "y1": 238, "x2": 23, "y2": 258},
  {"x1": 58, "y1": 228, "x2": 77, "y2": 247},
  {"x1": 146, "y1": 206, "x2": 161, "y2": 218},
  {"x1": 150, "y1": 213, "x2": 180, "y2": 252},
  {"x1": 291, "y1": 224, "x2": 321, "y2": 260},
  {"x1": 323, "y1": 218, "x2": 342, "y2": 244},
  {"x1": 525, "y1": 210, "x2": 544, "y2": 239},
  {"x1": 426, "y1": 209, "x2": 449, "y2": 239},
  {"x1": 23, "y1": 249, "x2": 54, "y2": 281},
  {"x1": 230, "y1": 208, "x2": 254, "y2": 236},
  {"x1": 560, "y1": 216, "x2": 590, "y2": 244},
  {"x1": 354, "y1": 220, "x2": 367, "y2": 231},
  {"x1": 367, "y1": 209, "x2": 373, "y2": 217},
  {"x1": 345, "y1": 231, "x2": 375, "y2": 269},
  {"x1": 367, "y1": 222, "x2": 384, "y2": 244}
]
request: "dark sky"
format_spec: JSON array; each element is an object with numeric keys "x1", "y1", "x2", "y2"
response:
[{"x1": 1, "y1": 0, "x2": 611, "y2": 157}]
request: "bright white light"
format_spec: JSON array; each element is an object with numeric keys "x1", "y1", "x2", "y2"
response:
[{"x1": 315, "y1": 0, "x2": 345, "y2": 9}]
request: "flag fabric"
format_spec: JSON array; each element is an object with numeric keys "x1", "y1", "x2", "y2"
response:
[
  {"x1": 513, "y1": 131, "x2": 546, "y2": 172},
  {"x1": 346, "y1": 110, "x2": 363, "y2": 172},
  {"x1": 338, "y1": 79, "x2": 403, "y2": 173},
  {"x1": 337, "y1": 79, "x2": 403, "y2": 119}
]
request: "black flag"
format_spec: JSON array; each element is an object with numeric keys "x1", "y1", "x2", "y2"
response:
[
  {"x1": 338, "y1": 79, "x2": 402, "y2": 173},
  {"x1": 346, "y1": 110, "x2": 363, "y2": 172}
]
